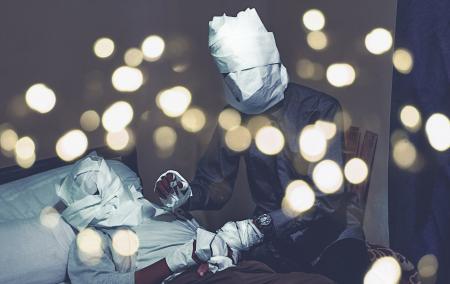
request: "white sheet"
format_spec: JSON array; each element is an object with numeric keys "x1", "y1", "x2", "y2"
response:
[{"x1": 0, "y1": 158, "x2": 143, "y2": 283}]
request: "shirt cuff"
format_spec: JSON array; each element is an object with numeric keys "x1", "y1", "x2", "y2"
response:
[{"x1": 269, "y1": 209, "x2": 293, "y2": 235}]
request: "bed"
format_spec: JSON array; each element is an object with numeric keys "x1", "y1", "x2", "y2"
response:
[{"x1": 0, "y1": 146, "x2": 140, "y2": 284}]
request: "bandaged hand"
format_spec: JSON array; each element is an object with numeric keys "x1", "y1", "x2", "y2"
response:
[
  {"x1": 165, "y1": 228, "x2": 235, "y2": 274},
  {"x1": 216, "y1": 219, "x2": 264, "y2": 252},
  {"x1": 154, "y1": 170, "x2": 192, "y2": 211}
]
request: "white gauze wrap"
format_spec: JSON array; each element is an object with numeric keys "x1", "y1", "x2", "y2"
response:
[
  {"x1": 208, "y1": 8, "x2": 288, "y2": 114},
  {"x1": 57, "y1": 153, "x2": 146, "y2": 230}
]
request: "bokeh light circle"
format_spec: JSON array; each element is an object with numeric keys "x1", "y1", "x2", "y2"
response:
[
  {"x1": 392, "y1": 139, "x2": 417, "y2": 169},
  {"x1": 393, "y1": 48, "x2": 414, "y2": 74},
  {"x1": 326, "y1": 63, "x2": 356, "y2": 87},
  {"x1": 93, "y1": 37, "x2": 115, "y2": 59},
  {"x1": 364, "y1": 256, "x2": 401, "y2": 284},
  {"x1": 399, "y1": 105, "x2": 421, "y2": 131},
  {"x1": 302, "y1": 9, "x2": 325, "y2": 31},
  {"x1": 40, "y1": 206, "x2": 61, "y2": 229},
  {"x1": 15, "y1": 136, "x2": 35, "y2": 160},
  {"x1": 25, "y1": 83, "x2": 56, "y2": 113},
  {"x1": 111, "y1": 66, "x2": 143, "y2": 92},
  {"x1": 157, "y1": 86, "x2": 192, "y2": 118},
  {"x1": 0, "y1": 129, "x2": 18, "y2": 152},
  {"x1": 141, "y1": 35, "x2": 165, "y2": 61},
  {"x1": 299, "y1": 124, "x2": 327, "y2": 162},
  {"x1": 181, "y1": 108, "x2": 206, "y2": 133},
  {"x1": 153, "y1": 126, "x2": 177, "y2": 151},
  {"x1": 80, "y1": 110, "x2": 100, "y2": 132},
  {"x1": 218, "y1": 108, "x2": 241, "y2": 130},
  {"x1": 312, "y1": 160, "x2": 343, "y2": 194},
  {"x1": 102, "y1": 101, "x2": 134, "y2": 132},
  {"x1": 344, "y1": 158, "x2": 369, "y2": 184},
  {"x1": 306, "y1": 31, "x2": 328, "y2": 50},
  {"x1": 417, "y1": 254, "x2": 438, "y2": 279},
  {"x1": 255, "y1": 126, "x2": 285, "y2": 155},
  {"x1": 124, "y1": 48, "x2": 144, "y2": 67},
  {"x1": 225, "y1": 126, "x2": 252, "y2": 152},
  {"x1": 56, "y1": 129, "x2": 88, "y2": 162},
  {"x1": 365, "y1": 28, "x2": 393, "y2": 55},
  {"x1": 112, "y1": 229, "x2": 139, "y2": 256},
  {"x1": 282, "y1": 180, "x2": 316, "y2": 217},
  {"x1": 425, "y1": 113, "x2": 450, "y2": 151},
  {"x1": 106, "y1": 129, "x2": 132, "y2": 151}
]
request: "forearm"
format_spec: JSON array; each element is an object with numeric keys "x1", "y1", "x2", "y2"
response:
[
  {"x1": 134, "y1": 259, "x2": 172, "y2": 284},
  {"x1": 187, "y1": 181, "x2": 232, "y2": 210}
]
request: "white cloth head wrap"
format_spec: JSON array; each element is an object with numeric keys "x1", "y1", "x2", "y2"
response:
[
  {"x1": 208, "y1": 8, "x2": 288, "y2": 114},
  {"x1": 56, "y1": 153, "x2": 146, "y2": 230}
]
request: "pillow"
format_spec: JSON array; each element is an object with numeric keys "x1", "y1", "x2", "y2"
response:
[{"x1": 0, "y1": 165, "x2": 72, "y2": 222}]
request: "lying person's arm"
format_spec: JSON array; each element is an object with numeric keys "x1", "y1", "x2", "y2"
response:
[
  {"x1": 134, "y1": 259, "x2": 172, "y2": 284},
  {"x1": 136, "y1": 229, "x2": 234, "y2": 284},
  {"x1": 69, "y1": 227, "x2": 233, "y2": 284}
]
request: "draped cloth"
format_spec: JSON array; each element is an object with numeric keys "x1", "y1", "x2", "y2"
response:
[{"x1": 389, "y1": 0, "x2": 450, "y2": 283}]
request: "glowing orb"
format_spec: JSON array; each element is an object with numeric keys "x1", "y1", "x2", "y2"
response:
[
  {"x1": 153, "y1": 126, "x2": 177, "y2": 151},
  {"x1": 302, "y1": 9, "x2": 325, "y2": 31},
  {"x1": 40, "y1": 207, "x2": 60, "y2": 229},
  {"x1": 326, "y1": 63, "x2": 356, "y2": 87},
  {"x1": 306, "y1": 31, "x2": 328, "y2": 50},
  {"x1": 141, "y1": 35, "x2": 165, "y2": 61},
  {"x1": 25, "y1": 83, "x2": 56, "y2": 113},
  {"x1": 93, "y1": 37, "x2": 115, "y2": 59},
  {"x1": 218, "y1": 108, "x2": 241, "y2": 130},
  {"x1": 392, "y1": 139, "x2": 417, "y2": 169},
  {"x1": 299, "y1": 125, "x2": 327, "y2": 162},
  {"x1": 112, "y1": 229, "x2": 139, "y2": 256},
  {"x1": 56, "y1": 129, "x2": 88, "y2": 162},
  {"x1": 225, "y1": 126, "x2": 251, "y2": 152},
  {"x1": 344, "y1": 158, "x2": 368, "y2": 184},
  {"x1": 364, "y1": 256, "x2": 401, "y2": 284},
  {"x1": 80, "y1": 110, "x2": 100, "y2": 132},
  {"x1": 312, "y1": 160, "x2": 343, "y2": 194},
  {"x1": 365, "y1": 28, "x2": 393, "y2": 55},
  {"x1": 255, "y1": 126, "x2": 285, "y2": 155},
  {"x1": 425, "y1": 113, "x2": 450, "y2": 151},
  {"x1": 157, "y1": 86, "x2": 192, "y2": 118},
  {"x1": 0, "y1": 129, "x2": 18, "y2": 151},
  {"x1": 111, "y1": 66, "x2": 143, "y2": 92},
  {"x1": 181, "y1": 108, "x2": 206, "y2": 133},
  {"x1": 102, "y1": 101, "x2": 134, "y2": 132},
  {"x1": 282, "y1": 180, "x2": 316, "y2": 217},
  {"x1": 400, "y1": 105, "x2": 421, "y2": 132},
  {"x1": 393, "y1": 48, "x2": 413, "y2": 74},
  {"x1": 124, "y1": 48, "x2": 144, "y2": 67}
]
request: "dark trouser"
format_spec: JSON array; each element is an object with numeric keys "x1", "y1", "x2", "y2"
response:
[
  {"x1": 168, "y1": 261, "x2": 335, "y2": 284},
  {"x1": 246, "y1": 238, "x2": 369, "y2": 284}
]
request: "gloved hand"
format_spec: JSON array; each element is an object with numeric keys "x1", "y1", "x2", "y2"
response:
[
  {"x1": 216, "y1": 219, "x2": 264, "y2": 252},
  {"x1": 165, "y1": 228, "x2": 235, "y2": 274},
  {"x1": 154, "y1": 170, "x2": 192, "y2": 211}
]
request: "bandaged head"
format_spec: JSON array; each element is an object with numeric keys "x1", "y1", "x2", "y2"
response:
[
  {"x1": 57, "y1": 153, "x2": 146, "y2": 230},
  {"x1": 209, "y1": 8, "x2": 288, "y2": 114}
]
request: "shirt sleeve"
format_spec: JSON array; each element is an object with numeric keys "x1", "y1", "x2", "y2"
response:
[
  {"x1": 187, "y1": 123, "x2": 241, "y2": 210},
  {"x1": 67, "y1": 230, "x2": 135, "y2": 284},
  {"x1": 269, "y1": 98, "x2": 349, "y2": 241}
]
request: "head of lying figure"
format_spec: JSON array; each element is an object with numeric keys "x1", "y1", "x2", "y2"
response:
[
  {"x1": 56, "y1": 153, "x2": 146, "y2": 230},
  {"x1": 209, "y1": 8, "x2": 289, "y2": 114}
]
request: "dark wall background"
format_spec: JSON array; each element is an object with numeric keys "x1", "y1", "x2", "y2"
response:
[{"x1": 0, "y1": 0, "x2": 396, "y2": 246}]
